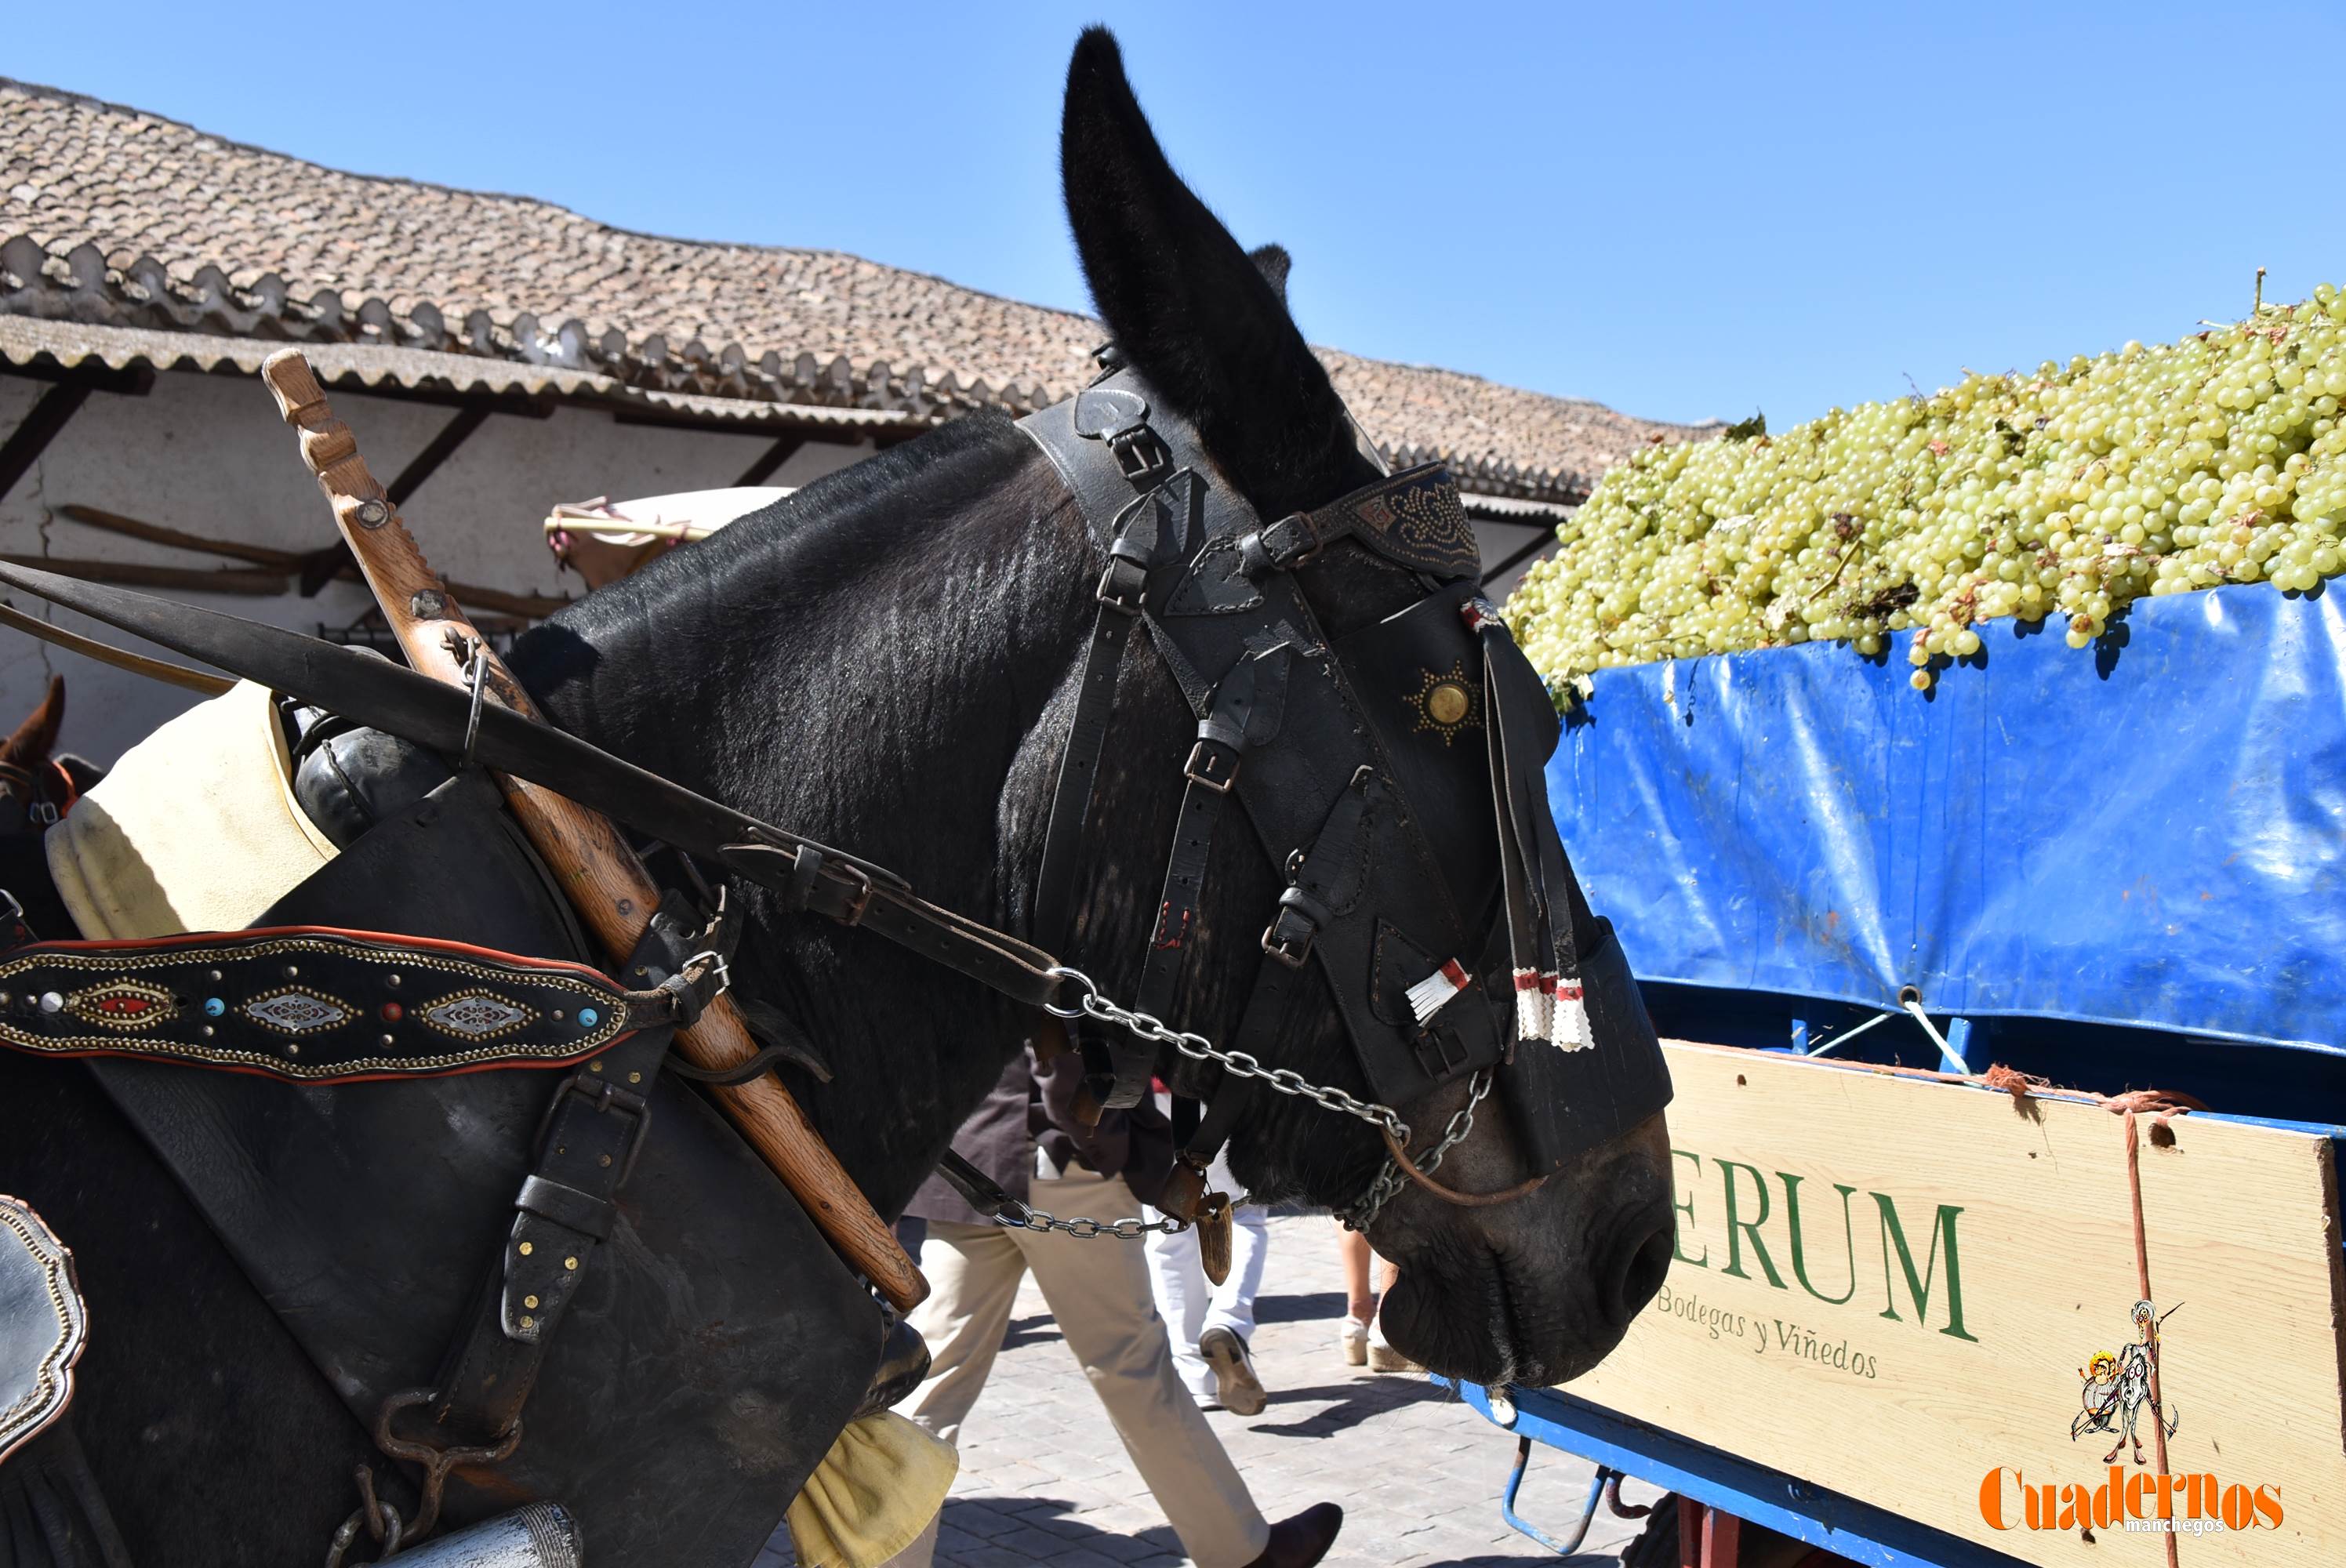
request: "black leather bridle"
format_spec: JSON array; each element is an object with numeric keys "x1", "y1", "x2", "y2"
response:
[{"x1": 1017, "y1": 357, "x2": 1672, "y2": 1223}]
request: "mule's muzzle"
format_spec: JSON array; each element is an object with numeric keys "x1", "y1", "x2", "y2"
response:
[{"x1": 1599, "y1": 1207, "x2": 1676, "y2": 1330}]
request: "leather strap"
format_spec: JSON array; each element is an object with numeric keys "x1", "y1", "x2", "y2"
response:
[
  {"x1": 1130, "y1": 645, "x2": 1291, "y2": 1073},
  {"x1": 423, "y1": 895, "x2": 716, "y2": 1448}
]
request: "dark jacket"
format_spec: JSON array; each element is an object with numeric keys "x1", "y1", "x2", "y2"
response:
[{"x1": 907, "y1": 1047, "x2": 1175, "y2": 1225}]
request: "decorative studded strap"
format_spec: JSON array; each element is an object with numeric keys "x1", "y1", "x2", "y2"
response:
[{"x1": 0, "y1": 927, "x2": 674, "y2": 1082}]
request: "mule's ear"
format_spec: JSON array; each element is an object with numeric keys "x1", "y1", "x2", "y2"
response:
[
  {"x1": 1249, "y1": 244, "x2": 1292, "y2": 303},
  {"x1": 0, "y1": 675, "x2": 64, "y2": 769},
  {"x1": 1062, "y1": 28, "x2": 1374, "y2": 518}
]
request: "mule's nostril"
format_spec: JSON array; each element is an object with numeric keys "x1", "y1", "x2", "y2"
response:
[{"x1": 1605, "y1": 1223, "x2": 1674, "y2": 1327}]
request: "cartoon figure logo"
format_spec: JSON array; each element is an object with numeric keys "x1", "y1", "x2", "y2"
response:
[{"x1": 2071, "y1": 1300, "x2": 2180, "y2": 1465}]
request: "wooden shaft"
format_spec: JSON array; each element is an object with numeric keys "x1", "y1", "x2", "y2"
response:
[{"x1": 259, "y1": 350, "x2": 924, "y2": 1311}]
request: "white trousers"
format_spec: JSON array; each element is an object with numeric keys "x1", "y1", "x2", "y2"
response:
[
  {"x1": 892, "y1": 1169, "x2": 1269, "y2": 1568},
  {"x1": 1141, "y1": 1148, "x2": 1270, "y2": 1402}
]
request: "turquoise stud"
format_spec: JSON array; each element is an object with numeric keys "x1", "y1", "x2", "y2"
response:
[
  {"x1": 577, "y1": 1007, "x2": 599, "y2": 1029},
  {"x1": 203, "y1": 997, "x2": 226, "y2": 1018}
]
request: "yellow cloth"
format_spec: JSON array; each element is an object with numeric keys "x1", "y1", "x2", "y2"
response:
[
  {"x1": 45, "y1": 681, "x2": 339, "y2": 940},
  {"x1": 786, "y1": 1413, "x2": 959, "y2": 1568}
]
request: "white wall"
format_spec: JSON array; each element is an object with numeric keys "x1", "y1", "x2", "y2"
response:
[{"x1": 0, "y1": 369, "x2": 867, "y2": 762}]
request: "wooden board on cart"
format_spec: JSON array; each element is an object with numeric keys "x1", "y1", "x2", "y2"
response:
[{"x1": 1560, "y1": 1041, "x2": 2346, "y2": 1566}]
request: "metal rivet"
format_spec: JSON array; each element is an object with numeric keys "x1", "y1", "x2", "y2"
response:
[
  {"x1": 552, "y1": 1009, "x2": 565, "y2": 1021},
  {"x1": 590, "y1": 1061, "x2": 603, "y2": 1073},
  {"x1": 564, "y1": 1256, "x2": 579, "y2": 1271},
  {"x1": 203, "y1": 997, "x2": 225, "y2": 1018},
  {"x1": 598, "y1": 1154, "x2": 612, "y2": 1168},
  {"x1": 0, "y1": 992, "x2": 11, "y2": 1006},
  {"x1": 518, "y1": 1314, "x2": 534, "y2": 1330},
  {"x1": 287, "y1": 1042, "x2": 300, "y2": 1054},
  {"x1": 411, "y1": 590, "x2": 447, "y2": 619},
  {"x1": 523, "y1": 1294, "x2": 539, "y2": 1308},
  {"x1": 386, "y1": 973, "x2": 402, "y2": 988},
  {"x1": 208, "y1": 969, "x2": 223, "y2": 982},
  {"x1": 283, "y1": 965, "x2": 300, "y2": 980},
  {"x1": 379, "y1": 1034, "x2": 394, "y2": 1047},
  {"x1": 518, "y1": 1241, "x2": 533, "y2": 1255},
  {"x1": 38, "y1": 992, "x2": 61, "y2": 1014},
  {"x1": 353, "y1": 497, "x2": 391, "y2": 529},
  {"x1": 201, "y1": 1025, "x2": 214, "y2": 1038},
  {"x1": 626, "y1": 1071, "x2": 641, "y2": 1084}
]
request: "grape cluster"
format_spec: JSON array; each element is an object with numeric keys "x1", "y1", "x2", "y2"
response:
[{"x1": 1506, "y1": 285, "x2": 2346, "y2": 700}]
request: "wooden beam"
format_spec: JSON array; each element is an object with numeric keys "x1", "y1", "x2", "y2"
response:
[
  {"x1": 733, "y1": 433, "x2": 808, "y2": 487},
  {"x1": 0, "y1": 383, "x2": 92, "y2": 503},
  {"x1": 0, "y1": 554, "x2": 285, "y2": 595},
  {"x1": 386, "y1": 402, "x2": 492, "y2": 506},
  {"x1": 0, "y1": 361, "x2": 156, "y2": 397}
]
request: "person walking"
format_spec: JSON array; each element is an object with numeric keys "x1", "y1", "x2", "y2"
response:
[
  {"x1": 1335, "y1": 1223, "x2": 1419, "y2": 1373},
  {"x1": 1141, "y1": 1097, "x2": 1271, "y2": 1415},
  {"x1": 887, "y1": 1047, "x2": 1341, "y2": 1568}
]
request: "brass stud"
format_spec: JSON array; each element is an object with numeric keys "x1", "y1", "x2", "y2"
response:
[
  {"x1": 1428, "y1": 681, "x2": 1472, "y2": 726},
  {"x1": 590, "y1": 1061, "x2": 604, "y2": 1074},
  {"x1": 598, "y1": 1154, "x2": 612, "y2": 1167},
  {"x1": 208, "y1": 969, "x2": 223, "y2": 983},
  {"x1": 626, "y1": 1071, "x2": 641, "y2": 1084},
  {"x1": 518, "y1": 1241, "x2": 533, "y2": 1255},
  {"x1": 287, "y1": 1042, "x2": 300, "y2": 1054},
  {"x1": 523, "y1": 1294, "x2": 539, "y2": 1308},
  {"x1": 564, "y1": 1256, "x2": 579, "y2": 1271},
  {"x1": 283, "y1": 964, "x2": 300, "y2": 980},
  {"x1": 518, "y1": 1313, "x2": 535, "y2": 1329},
  {"x1": 552, "y1": 1009, "x2": 565, "y2": 1021},
  {"x1": 386, "y1": 973, "x2": 401, "y2": 988}
]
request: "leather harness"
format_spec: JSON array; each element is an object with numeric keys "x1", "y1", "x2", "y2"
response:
[{"x1": 0, "y1": 365, "x2": 1672, "y2": 1548}]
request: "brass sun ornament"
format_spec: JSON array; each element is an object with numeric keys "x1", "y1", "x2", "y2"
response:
[{"x1": 1404, "y1": 661, "x2": 1481, "y2": 746}]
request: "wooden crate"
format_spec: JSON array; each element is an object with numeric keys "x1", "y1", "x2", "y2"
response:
[{"x1": 1560, "y1": 1042, "x2": 2346, "y2": 1566}]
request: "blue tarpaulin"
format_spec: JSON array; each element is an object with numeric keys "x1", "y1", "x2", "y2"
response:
[{"x1": 1546, "y1": 583, "x2": 2346, "y2": 1057}]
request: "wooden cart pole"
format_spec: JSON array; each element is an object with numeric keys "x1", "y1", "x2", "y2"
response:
[{"x1": 260, "y1": 350, "x2": 925, "y2": 1312}]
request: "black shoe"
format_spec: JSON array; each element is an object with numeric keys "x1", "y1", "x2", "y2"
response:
[{"x1": 1244, "y1": 1502, "x2": 1342, "y2": 1568}]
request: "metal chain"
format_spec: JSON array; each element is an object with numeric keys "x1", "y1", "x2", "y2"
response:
[
  {"x1": 1039, "y1": 964, "x2": 1491, "y2": 1240},
  {"x1": 1342, "y1": 1067, "x2": 1494, "y2": 1232},
  {"x1": 1046, "y1": 967, "x2": 1414, "y2": 1145},
  {"x1": 993, "y1": 1205, "x2": 1189, "y2": 1240}
]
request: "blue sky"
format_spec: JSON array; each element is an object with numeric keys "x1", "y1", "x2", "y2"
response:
[{"x1": 9, "y1": 2, "x2": 2341, "y2": 429}]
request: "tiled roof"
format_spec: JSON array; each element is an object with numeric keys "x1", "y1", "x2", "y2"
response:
[{"x1": 0, "y1": 78, "x2": 1716, "y2": 504}]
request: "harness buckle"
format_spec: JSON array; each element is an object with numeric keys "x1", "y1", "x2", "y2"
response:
[
  {"x1": 833, "y1": 863, "x2": 875, "y2": 927},
  {"x1": 1182, "y1": 739, "x2": 1237, "y2": 793},
  {"x1": 532, "y1": 1071, "x2": 654, "y2": 1184},
  {"x1": 1260, "y1": 914, "x2": 1315, "y2": 968},
  {"x1": 1095, "y1": 559, "x2": 1146, "y2": 614},
  {"x1": 1107, "y1": 425, "x2": 1172, "y2": 486},
  {"x1": 1411, "y1": 1022, "x2": 1469, "y2": 1079}
]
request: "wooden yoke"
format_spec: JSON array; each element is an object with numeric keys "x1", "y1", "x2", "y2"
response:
[{"x1": 259, "y1": 350, "x2": 925, "y2": 1311}]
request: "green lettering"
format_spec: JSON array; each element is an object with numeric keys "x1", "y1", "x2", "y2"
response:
[
  {"x1": 1716, "y1": 1159, "x2": 1785, "y2": 1287},
  {"x1": 1781, "y1": 1174, "x2": 1858, "y2": 1305},
  {"x1": 1669, "y1": 1149, "x2": 1709, "y2": 1266},
  {"x1": 1874, "y1": 1192, "x2": 1978, "y2": 1341}
]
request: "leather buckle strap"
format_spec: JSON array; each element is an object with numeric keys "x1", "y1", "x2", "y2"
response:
[
  {"x1": 1095, "y1": 557, "x2": 1147, "y2": 614},
  {"x1": 1182, "y1": 738, "x2": 1238, "y2": 793},
  {"x1": 1107, "y1": 425, "x2": 1172, "y2": 487}
]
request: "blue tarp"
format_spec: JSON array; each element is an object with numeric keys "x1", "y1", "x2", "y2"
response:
[{"x1": 1546, "y1": 583, "x2": 2346, "y2": 1057}]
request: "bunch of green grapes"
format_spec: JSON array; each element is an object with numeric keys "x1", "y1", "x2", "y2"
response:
[{"x1": 1507, "y1": 284, "x2": 2346, "y2": 700}]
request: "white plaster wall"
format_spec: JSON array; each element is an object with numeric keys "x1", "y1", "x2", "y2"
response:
[{"x1": 0, "y1": 369, "x2": 869, "y2": 763}]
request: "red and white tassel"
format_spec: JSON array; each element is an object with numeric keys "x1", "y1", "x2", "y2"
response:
[
  {"x1": 1406, "y1": 958, "x2": 1473, "y2": 1023},
  {"x1": 1515, "y1": 970, "x2": 1596, "y2": 1051}
]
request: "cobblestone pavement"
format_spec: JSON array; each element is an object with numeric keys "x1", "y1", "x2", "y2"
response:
[{"x1": 760, "y1": 1212, "x2": 1664, "y2": 1567}]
